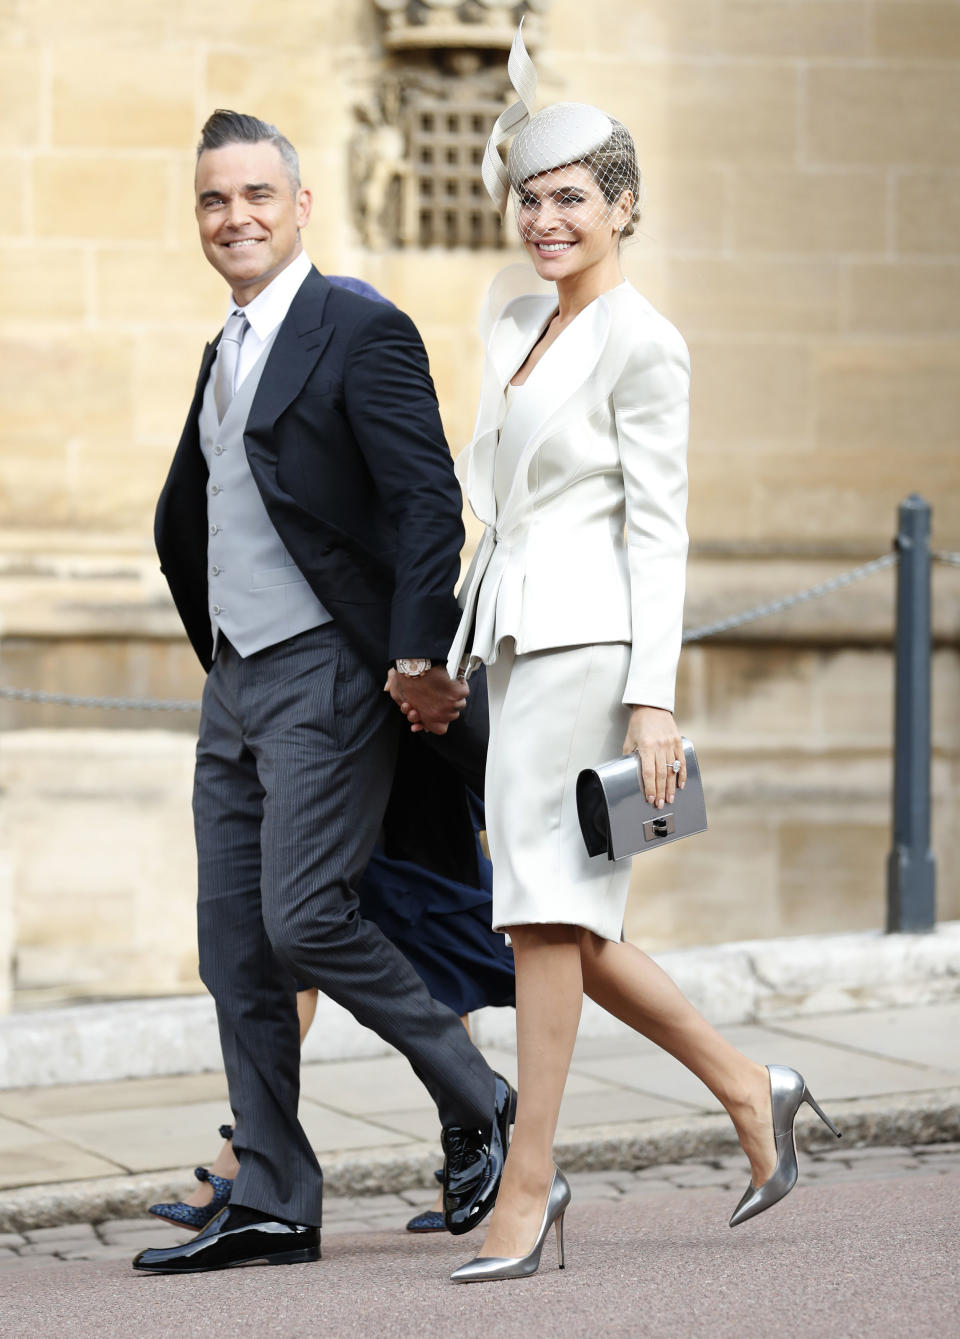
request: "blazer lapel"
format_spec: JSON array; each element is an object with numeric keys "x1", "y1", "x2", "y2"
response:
[
  {"x1": 495, "y1": 291, "x2": 615, "y2": 534},
  {"x1": 456, "y1": 295, "x2": 556, "y2": 526}
]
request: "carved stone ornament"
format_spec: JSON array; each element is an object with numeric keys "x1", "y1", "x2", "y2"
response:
[
  {"x1": 372, "y1": 1, "x2": 554, "y2": 51},
  {"x1": 352, "y1": 60, "x2": 516, "y2": 250}
]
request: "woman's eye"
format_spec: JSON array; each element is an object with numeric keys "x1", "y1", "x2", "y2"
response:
[{"x1": 558, "y1": 194, "x2": 585, "y2": 206}]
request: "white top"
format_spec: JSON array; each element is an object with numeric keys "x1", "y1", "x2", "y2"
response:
[{"x1": 223, "y1": 249, "x2": 313, "y2": 390}]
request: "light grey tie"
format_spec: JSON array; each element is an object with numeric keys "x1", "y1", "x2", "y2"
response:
[{"x1": 213, "y1": 310, "x2": 248, "y2": 422}]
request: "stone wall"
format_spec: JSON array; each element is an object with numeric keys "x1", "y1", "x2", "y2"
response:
[
  {"x1": 1, "y1": 2, "x2": 958, "y2": 1005},
  {"x1": 0, "y1": 0, "x2": 957, "y2": 546}
]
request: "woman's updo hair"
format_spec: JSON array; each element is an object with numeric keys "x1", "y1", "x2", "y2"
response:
[{"x1": 588, "y1": 120, "x2": 643, "y2": 238}]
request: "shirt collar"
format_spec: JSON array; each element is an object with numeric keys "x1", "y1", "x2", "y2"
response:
[{"x1": 226, "y1": 249, "x2": 312, "y2": 341}]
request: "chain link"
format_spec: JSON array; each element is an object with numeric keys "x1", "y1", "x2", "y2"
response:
[
  {"x1": 0, "y1": 546, "x2": 947, "y2": 709},
  {"x1": 0, "y1": 686, "x2": 201, "y2": 712},
  {"x1": 681, "y1": 552, "x2": 898, "y2": 645}
]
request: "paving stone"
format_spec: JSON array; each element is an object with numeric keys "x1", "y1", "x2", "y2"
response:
[
  {"x1": 913, "y1": 1141, "x2": 960, "y2": 1155},
  {"x1": 0, "y1": 1233, "x2": 26, "y2": 1248},
  {"x1": 634, "y1": 1162, "x2": 697, "y2": 1179},
  {"x1": 618, "y1": 1179, "x2": 677, "y2": 1196},
  {"x1": 0, "y1": 1253, "x2": 60, "y2": 1270},
  {"x1": 841, "y1": 1144, "x2": 915, "y2": 1159},
  {"x1": 668, "y1": 1167, "x2": 741, "y2": 1188},
  {"x1": 23, "y1": 1222, "x2": 97, "y2": 1243},
  {"x1": 60, "y1": 1244, "x2": 138, "y2": 1261}
]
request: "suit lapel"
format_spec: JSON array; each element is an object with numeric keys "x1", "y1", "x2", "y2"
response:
[{"x1": 244, "y1": 267, "x2": 335, "y2": 450}]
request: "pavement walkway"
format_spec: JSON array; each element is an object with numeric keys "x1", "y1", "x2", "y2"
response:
[
  {"x1": 1, "y1": 1158, "x2": 957, "y2": 1337},
  {"x1": 1, "y1": 998, "x2": 958, "y2": 1236}
]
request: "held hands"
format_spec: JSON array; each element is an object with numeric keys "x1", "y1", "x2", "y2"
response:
[
  {"x1": 384, "y1": 666, "x2": 469, "y2": 736},
  {"x1": 622, "y1": 705, "x2": 686, "y2": 809}
]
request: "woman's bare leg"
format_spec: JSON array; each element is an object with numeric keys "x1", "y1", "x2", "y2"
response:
[
  {"x1": 182, "y1": 988, "x2": 319, "y2": 1208},
  {"x1": 476, "y1": 924, "x2": 582, "y2": 1259},
  {"x1": 579, "y1": 933, "x2": 776, "y2": 1185}
]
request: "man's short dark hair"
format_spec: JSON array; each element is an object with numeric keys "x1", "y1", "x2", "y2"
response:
[{"x1": 196, "y1": 110, "x2": 301, "y2": 190}]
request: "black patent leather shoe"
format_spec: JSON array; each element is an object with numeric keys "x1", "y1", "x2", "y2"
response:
[
  {"x1": 132, "y1": 1205, "x2": 320, "y2": 1274},
  {"x1": 442, "y1": 1073, "x2": 516, "y2": 1237}
]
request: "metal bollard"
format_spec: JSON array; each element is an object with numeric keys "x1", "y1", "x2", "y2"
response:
[{"x1": 886, "y1": 494, "x2": 936, "y2": 933}]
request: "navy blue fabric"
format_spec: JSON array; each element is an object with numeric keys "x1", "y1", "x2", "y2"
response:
[{"x1": 355, "y1": 807, "x2": 515, "y2": 1017}]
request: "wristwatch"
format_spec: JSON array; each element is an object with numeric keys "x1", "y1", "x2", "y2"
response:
[{"x1": 395, "y1": 658, "x2": 432, "y2": 678}]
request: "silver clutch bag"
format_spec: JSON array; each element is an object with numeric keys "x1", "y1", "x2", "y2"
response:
[{"x1": 576, "y1": 736, "x2": 707, "y2": 861}]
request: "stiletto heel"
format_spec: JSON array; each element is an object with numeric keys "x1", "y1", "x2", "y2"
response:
[
  {"x1": 450, "y1": 1167, "x2": 572, "y2": 1283},
  {"x1": 729, "y1": 1065, "x2": 842, "y2": 1228},
  {"x1": 804, "y1": 1089, "x2": 842, "y2": 1140}
]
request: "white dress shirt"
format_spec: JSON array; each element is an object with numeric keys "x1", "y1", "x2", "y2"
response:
[{"x1": 223, "y1": 248, "x2": 313, "y2": 391}]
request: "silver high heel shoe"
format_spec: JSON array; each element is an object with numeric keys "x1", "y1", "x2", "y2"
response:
[
  {"x1": 729, "y1": 1064, "x2": 842, "y2": 1228},
  {"x1": 449, "y1": 1167, "x2": 571, "y2": 1283}
]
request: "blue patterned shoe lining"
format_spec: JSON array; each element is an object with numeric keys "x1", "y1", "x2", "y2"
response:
[
  {"x1": 405, "y1": 1209, "x2": 445, "y2": 1233},
  {"x1": 147, "y1": 1167, "x2": 233, "y2": 1231}
]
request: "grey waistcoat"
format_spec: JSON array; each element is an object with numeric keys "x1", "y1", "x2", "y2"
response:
[{"x1": 198, "y1": 332, "x2": 331, "y2": 657}]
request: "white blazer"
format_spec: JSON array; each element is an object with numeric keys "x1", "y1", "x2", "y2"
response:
[{"x1": 447, "y1": 278, "x2": 690, "y2": 713}]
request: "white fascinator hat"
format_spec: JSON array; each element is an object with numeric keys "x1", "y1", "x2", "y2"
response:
[{"x1": 482, "y1": 21, "x2": 643, "y2": 239}]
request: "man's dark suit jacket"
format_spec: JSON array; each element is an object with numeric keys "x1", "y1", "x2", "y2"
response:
[{"x1": 155, "y1": 266, "x2": 481, "y2": 879}]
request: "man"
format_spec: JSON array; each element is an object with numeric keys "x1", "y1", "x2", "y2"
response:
[{"x1": 134, "y1": 111, "x2": 513, "y2": 1275}]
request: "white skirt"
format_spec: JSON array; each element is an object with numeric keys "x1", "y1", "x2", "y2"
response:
[{"x1": 485, "y1": 638, "x2": 633, "y2": 942}]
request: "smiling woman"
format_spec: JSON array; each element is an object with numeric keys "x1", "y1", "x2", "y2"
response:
[{"x1": 195, "y1": 111, "x2": 312, "y2": 305}]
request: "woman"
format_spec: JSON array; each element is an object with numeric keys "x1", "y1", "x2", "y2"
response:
[{"x1": 427, "y1": 28, "x2": 841, "y2": 1283}]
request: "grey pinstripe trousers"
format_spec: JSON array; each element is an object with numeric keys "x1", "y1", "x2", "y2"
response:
[{"x1": 193, "y1": 622, "x2": 496, "y2": 1226}]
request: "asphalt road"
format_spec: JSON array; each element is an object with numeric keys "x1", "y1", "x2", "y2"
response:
[{"x1": 1, "y1": 1168, "x2": 956, "y2": 1339}]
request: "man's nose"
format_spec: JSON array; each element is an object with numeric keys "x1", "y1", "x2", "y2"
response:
[{"x1": 225, "y1": 199, "x2": 252, "y2": 227}]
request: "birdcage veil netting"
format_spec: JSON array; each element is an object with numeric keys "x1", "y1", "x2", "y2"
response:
[{"x1": 482, "y1": 22, "x2": 644, "y2": 242}]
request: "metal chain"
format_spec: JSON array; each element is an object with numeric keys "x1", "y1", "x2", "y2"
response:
[
  {"x1": 0, "y1": 686, "x2": 201, "y2": 712},
  {"x1": 0, "y1": 547, "x2": 943, "y2": 709},
  {"x1": 681, "y1": 551, "x2": 898, "y2": 644}
]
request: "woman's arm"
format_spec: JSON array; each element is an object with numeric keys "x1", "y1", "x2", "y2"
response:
[{"x1": 613, "y1": 318, "x2": 691, "y2": 806}]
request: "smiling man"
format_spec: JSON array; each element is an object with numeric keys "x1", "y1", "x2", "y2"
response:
[{"x1": 136, "y1": 110, "x2": 514, "y2": 1275}]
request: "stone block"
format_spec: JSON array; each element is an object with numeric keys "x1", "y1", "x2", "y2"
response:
[
  {"x1": 21, "y1": 0, "x2": 167, "y2": 44},
  {"x1": 0, "y1": 155, "x2": 28, "y2": 237},
  {"x1": 895, "y1": 171, "x2": 960, "y2": 254},
  {"x1": 554, "y1": 0, "x2": 717, "y2": 59},
  {"x1": 0, "y1": 49, "x2": 42, "y2": 148},
  {"x1": 779, "y1": 821, "x2": 888, "y2": 935},
  {"x1": 661, "y1": 63, "x2": 799, "y2": 166},
  {"x1": 177, "y1": 0, "x2": 377, "y2": 47},
  {"x1": 844, "y1": 262, "x2": 960, "y2": 335},
  {"x1": 805, "y1": 66, "x2": 960, "y2": 166},
  {"x1": 625, "y1": 817, "x2": 781, "y2": 951},
  {"x1": 0, "y1": 334, "x2": 133, "y2": 444},
  {"x1": 814, "y1": 342, "x2": 960, "y2": 453},
  {"x1": 96, "y1": 246, "x2": 225, "y2": 323},
  {"x1": 713, "y1": 1, "x2": 869, "y2": 56},
  {"x1": 132, "y1": 329, "x2": 212, "y2": 445},
  {"x1": 730, "y1": 169, "x2": 887, "y2": 255},
  {"x1": 872, "y1": 3, "x2": 960, "y2": 60},
  {"x1": 51, "y1": 46, "x2": 196, "y2": 150},
  {"x1": 687, "y1": 339, "x2": 812, "y2": 449},
  {"x1": 665, "y1": 257, "x2": 840, "y2": 335},
  {"x1": 33, "y1": 155, "x2": 171, "y2": 243},
  {"x1": 641, "y1": 162, "x2": 728, "y2": 252},
  {"x1": 0, "y1": 248, "x2": 86, "y2": 323},
  {"x1": 203, "y1": 48, "x2": 348, "y2": 155}
]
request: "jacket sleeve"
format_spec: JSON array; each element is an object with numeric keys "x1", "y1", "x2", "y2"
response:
[
  {"x1": 341, "y1": 302, "x2": 465, "y2": 662},
  {"x1": 612, "y1": 319, "x2": 690, "y2": 712}
]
